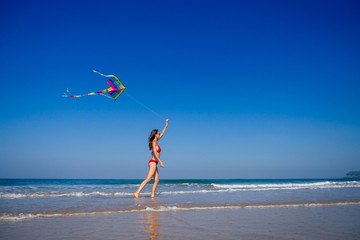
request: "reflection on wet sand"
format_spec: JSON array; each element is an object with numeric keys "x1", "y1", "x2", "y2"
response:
[
  {"x1": 144, "y1": 211, "x2": 161, "y2": 240},
  {"x1": 136, "y1": 198, "x2": 162, "y2": 240}
]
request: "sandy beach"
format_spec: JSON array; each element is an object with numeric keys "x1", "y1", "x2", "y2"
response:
[{"x1": 1, "y1": 204, "x2": 359, "y2": 240}]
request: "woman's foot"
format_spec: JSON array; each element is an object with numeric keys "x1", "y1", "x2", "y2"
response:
[{"x1": 133, "y1": 192, "x2": 139, "y2": 198}]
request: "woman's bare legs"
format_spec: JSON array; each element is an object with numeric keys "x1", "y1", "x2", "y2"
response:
[
  {"x1": 134, "y1": 163, "x2": 157, "y2": 198},
  {"x1": 151, "y1": 167, "x2": 160, "y2": 198}
]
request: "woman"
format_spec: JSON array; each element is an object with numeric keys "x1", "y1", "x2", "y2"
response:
[{"x1": 134, "y1": 119, "x2": 169, "y2": 198}]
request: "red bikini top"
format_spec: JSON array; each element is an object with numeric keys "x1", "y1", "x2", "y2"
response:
[
  {"x1": 152, "y1": 144, "x2": 161, "y2": 155},
  {"x1": 156, "y1": 144, "x2": 161, "y2": 153}
]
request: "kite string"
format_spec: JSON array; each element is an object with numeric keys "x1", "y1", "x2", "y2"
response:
[{"x1": 125, "y1": 93, "x2": 166, "y2": 120}]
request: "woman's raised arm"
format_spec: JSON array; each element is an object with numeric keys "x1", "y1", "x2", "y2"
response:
[{"x1": 159, "y1": 119, "x2": 169, "y2": 139}]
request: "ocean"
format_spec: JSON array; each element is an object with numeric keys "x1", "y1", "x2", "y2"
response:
[{"x1": 1, "y1": 178, "x2": 360, "y2": 239}]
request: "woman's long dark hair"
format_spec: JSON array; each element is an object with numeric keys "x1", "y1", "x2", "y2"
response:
[{"x1": 148, "y1": 129, "x2": 159, "y2": 150}]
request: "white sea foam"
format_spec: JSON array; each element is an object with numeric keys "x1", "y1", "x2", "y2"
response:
[
  {"x1": 210, "y1": 181, "x2": 360, "y2": 191},
  {"x1": 2, "y1": 201, "x2": 359, "y2": 221},
  {"x1": 0, "y1": 190, "x2": 221, "y2": 199},
  {"x1": 145, "y1": 206, "x2": 179, "y2": 211},
  {"x1": 160, "y1": 189, "x2": 222, "y2": 195},
  {"x1": 0, "y1": 191, "x2": 135, "y2": 199}
]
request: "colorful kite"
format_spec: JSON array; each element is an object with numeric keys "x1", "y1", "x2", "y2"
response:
[{"x1": 62, "y1": 70, "x2": 125, "y2": 102}]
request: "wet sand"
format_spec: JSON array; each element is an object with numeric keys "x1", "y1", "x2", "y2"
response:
[{"x1": 1, "y1": 204, "x2": 359, "y2": 240}]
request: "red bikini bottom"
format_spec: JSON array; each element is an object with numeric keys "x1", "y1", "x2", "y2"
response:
[{"x1": 148, "y1": 159, "x2": 158, "y2": 165}]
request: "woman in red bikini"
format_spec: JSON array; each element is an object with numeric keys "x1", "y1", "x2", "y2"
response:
[{"x1": 134, "y1": 119, "x2": 169, "y2": 198}]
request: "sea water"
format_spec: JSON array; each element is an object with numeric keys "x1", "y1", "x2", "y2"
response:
[{"x1": 1, "y1": 178, "x2": 360, "y2": 221}]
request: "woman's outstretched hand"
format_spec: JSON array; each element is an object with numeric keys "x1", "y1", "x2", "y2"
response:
[{"x1": 160, "y1": 162, "x2": 165, "y2": 168}]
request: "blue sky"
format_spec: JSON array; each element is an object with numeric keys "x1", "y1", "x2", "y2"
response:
[{"x1": 1, "y1": 0, "x2": 359, "y2": 179}]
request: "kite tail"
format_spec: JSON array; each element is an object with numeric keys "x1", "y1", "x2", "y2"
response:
[
  {"x1": 93, "y1": 70, "x2": 115, "y2": 78},
  {"x1": 62, "y1": 89, "x2": 84, "y2": 98},
  {"x1": 62, "y1": 88, "x2": 72, "y2": 97},
  {"x1": 62, "y1": 88, "x2": 109, "y2": 98}
]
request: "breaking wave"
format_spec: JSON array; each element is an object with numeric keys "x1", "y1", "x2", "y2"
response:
[{"x1": 1, "y1": 181, "x2": 359, "y2": 199}]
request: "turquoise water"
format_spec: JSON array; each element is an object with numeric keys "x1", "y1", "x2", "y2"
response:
[{"x1": 1, "y1": 178, "x2": 360, "y2": 221}]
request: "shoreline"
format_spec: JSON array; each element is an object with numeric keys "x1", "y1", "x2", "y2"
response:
[{"x1": 2, "y1": 200, "x2": 360, "y2": 222}]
